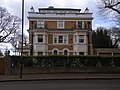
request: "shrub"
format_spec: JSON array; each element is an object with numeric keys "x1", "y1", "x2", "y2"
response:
[{"x1": 10, "y1": 55, "x2": 120, "y2": 68}]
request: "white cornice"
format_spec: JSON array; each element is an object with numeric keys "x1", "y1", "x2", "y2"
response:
[{"x1": 28, "y1": 13, "x2": 93, "y2": 19}]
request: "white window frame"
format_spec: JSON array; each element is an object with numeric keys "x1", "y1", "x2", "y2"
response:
[
  {"x1": 52, "y1": 48, "x2": 59, "y2": 55},
  {"x1": 37, "y1": 20, "x2": 44, "y2": 28},
  {"x1": 54, "y1": 35, "x2": 57, "y2": 43},
  {"x1": 58, "y1": 36, "x2": 63, "y2": 43},
  {"x1": 64, "y1": 35, "x2": 67, "y2": 44},
  {"x1": 63, "y1": 48, "x2": 69, "y2": 55},
  {"x1": 57, "y1": 21, "x2": 64, "y2": 29},
  {"x1": 79, "y1": 35, "x2": 84, "y2": 43},
  {"x1": 78, "y1": 21, "x2": 82, "y2": 29},
  {"x1": 53, "y1": 35, "x2": 68, "y2": 44},
  {"x1": 38, "y1": 34, "x2": 43, "y2": 43}
]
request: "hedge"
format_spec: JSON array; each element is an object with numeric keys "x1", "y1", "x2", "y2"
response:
[{"x1": 10, "y1": 55, "x2": 120, "y2": 68}]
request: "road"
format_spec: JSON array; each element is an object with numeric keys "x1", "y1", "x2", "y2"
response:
[{"x1": 0, "y1": 80, "x2": 120, "y2": 90}]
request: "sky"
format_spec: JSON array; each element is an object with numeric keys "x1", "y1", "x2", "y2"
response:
[
  {"x1": 0, "y1": 0, "x2": 113, "y2": 30},
  {"x1": 0, "y1": 0, "x2": 114, "y2": 54}
]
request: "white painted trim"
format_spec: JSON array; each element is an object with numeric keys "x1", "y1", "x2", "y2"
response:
[
  {"x1": 53, "y1": 34, "x2": 68, "y2": 44},
  {"x1": 57, "y1": 21, "x2": 65, "y2": 29},
  {"x1": 52, "y1": 48, "x2": 59, "y2": 55},
  {"x1": 34, "y1": 33, "x2": 48, "y2": 43},
  {"x1": 37, "y1": 20, "x2": 45, "y2": 28},
  {"x1": 28, "y1": 13, "x2": 92, "y2": 19},
  {"x1": 29, "y1": 19, "x2": 92, "y2": 22},
  {"x1": 62, "y1": 48, "x2": 69, "y2": 55}
]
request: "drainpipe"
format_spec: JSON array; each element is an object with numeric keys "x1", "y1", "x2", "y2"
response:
[{"x1": 30, "y1": 21, "x2": 34, "y2": 56}]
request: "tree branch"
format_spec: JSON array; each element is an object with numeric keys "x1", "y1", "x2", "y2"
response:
[
  {"x1": 105, "y1": 5, "x2": 120, "y2": 14},
  {"x1": 109, "y1": 2, "x2": 120, "y2": 7}
]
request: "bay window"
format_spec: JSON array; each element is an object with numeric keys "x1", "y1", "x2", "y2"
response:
[
  {"x1": 38, "y1": 35, "x2": 43, "y2": 42},
  {"x1": 79, "y1": 35, "x2": 84, "y2": 43}
]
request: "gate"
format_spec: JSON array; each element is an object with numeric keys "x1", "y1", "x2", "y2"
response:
[{"x1": 0, "y1": 57, "x2": 5, "y2": 75}]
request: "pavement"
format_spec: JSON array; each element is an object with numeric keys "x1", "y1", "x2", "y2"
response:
[{"x1": 0, "y1": 73, "x2": 120, "y2": 82}]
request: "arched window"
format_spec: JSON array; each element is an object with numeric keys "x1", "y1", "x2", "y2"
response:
[
  {"x1": 52, "y1": 48, "x2": 59, "y2": 55},
  {"x1": 54, "y1": 50, "x2": 58, "y2": 55},
  {"x1": 63, "y1": 48, "x2": 69, "y2": 55},
  {"x1": 64, "y1": 50, "x2": 68, "y2": 55}
]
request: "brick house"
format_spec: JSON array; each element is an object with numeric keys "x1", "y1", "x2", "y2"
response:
[{"x1": 22, "y1": 6, "x2": 93, "y2": 56}]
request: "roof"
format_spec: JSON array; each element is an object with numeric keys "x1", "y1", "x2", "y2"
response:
[
  {"x1": 94, "y1": 48, "x2": 120, "y2": 53},
  {"x1": 38, "y1": 6, "x2": 81, "y2": 11}
]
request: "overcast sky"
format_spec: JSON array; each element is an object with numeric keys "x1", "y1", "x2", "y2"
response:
[
  {"x1": 0, "y1": 0, "x2": 114, "y2": 53},
  {"x1": 0, "y1": 0, "x2": 113, "y2": 30}
]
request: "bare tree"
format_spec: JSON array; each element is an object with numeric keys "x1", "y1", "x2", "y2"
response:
[
  {"x1": 97, "y1": 0, "x2": 120, "y2": 23},
  {"x1": 97, "y1": 0, "x2": 120, "y2": 48},
  {"x1": 108, "y1": 27, "x2": 120, "y2": 47},
  {"x1": 10, "y1": 31, "x2": 28, "y2": 53},
  {"x1": 0, "y1": 50, "x2": 3, "y2": 56},
  {"x1": 0, "y1": 6, "x2": 21, "y2": 43}
]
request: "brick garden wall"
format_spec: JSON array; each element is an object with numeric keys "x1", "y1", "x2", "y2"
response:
[
  {"x1": 0, "y1": 57, "x2": 5, "y2": 75},
  {"x1": 2, "y1": 56, "x2": 120, "y2": 75}
]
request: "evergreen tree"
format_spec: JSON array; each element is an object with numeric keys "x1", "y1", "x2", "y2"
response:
[{"x1": 92, "y1": 27, "x2": 113, "y2": 48}]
